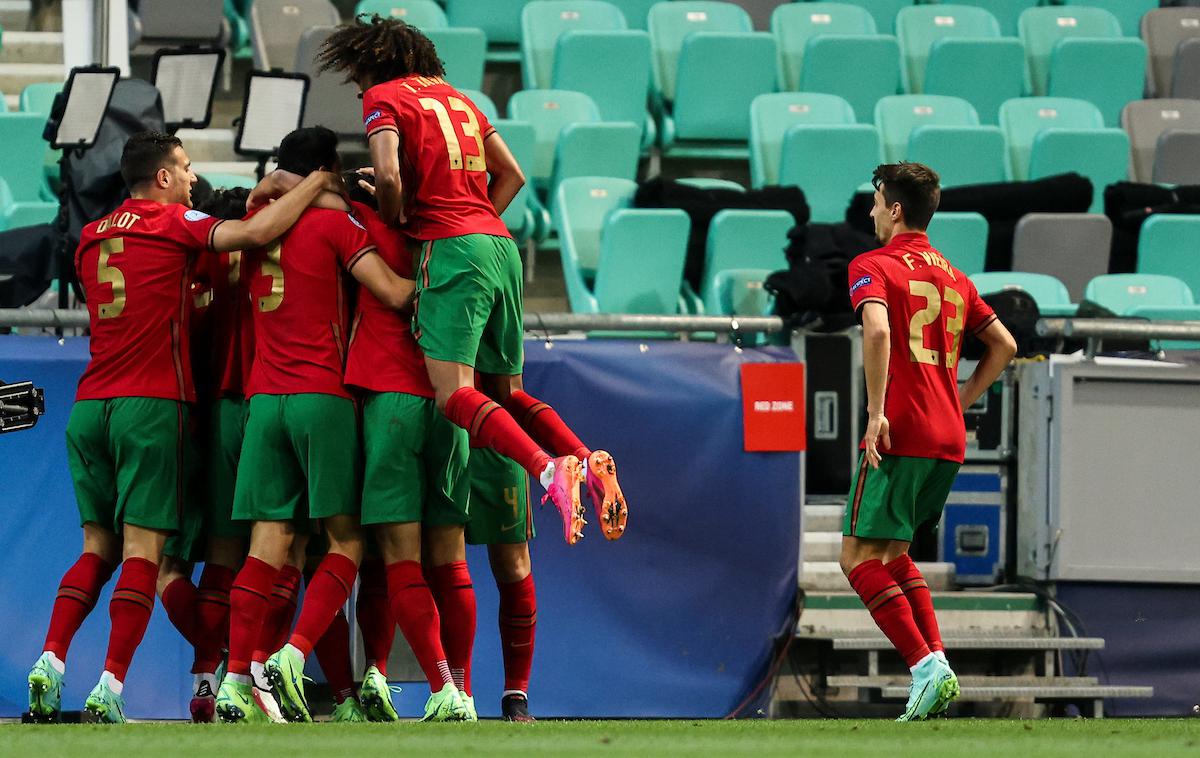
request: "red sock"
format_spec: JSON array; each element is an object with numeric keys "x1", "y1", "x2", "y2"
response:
[
  {"x1": 43, "y1": 552, "x2": 115, "y2": 660},
  {"x1": 497, "y1": 573, "x2": 537, "y2": 694},
  {"x1": 503, "y1": 390, "x2": 590, "y2": 460},
  {"x1": 428, "y1": 561, "x2": 476, "y2": 696},
  {"x1": 103, "y1": 557, "x2": 159, "y2": 681},
  {"x1": 886, "y1": 554, "x2": 943, "y2": 654},
  {"x1": 445, "y1": 387, "x2": 552, "y2": 479},
  {"x1": 253, "y1": 565, "x2": 301, "y2": 663},
  {"x1": 357, "y1": 558, "x2": 394, "y2": 677},
  {"x1": 227, "y1": 557, "x2": 278, "y2": 676},
  {"x1": 847, "y1": 560, "x2": 931, "y2": 668},
  {"x1": 288, "y1": 553, "x2": 357, "y2": 657},
  {"x1": 193, "y1": 563, "x2": 236, "y2": 672},
  {"x1": 313, "y1": 609, "x2": 356, "y2": 703},
  {"x1": 386, "y1": 560, "x2": 451, "y2": 692},
  {"x1": 161, "y1": 576, "x2": 202, "y2": 649}
]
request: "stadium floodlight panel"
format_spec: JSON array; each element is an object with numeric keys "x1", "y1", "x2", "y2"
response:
[
  {"x1": 234, "y1": 70, "x2": 309, "y2": 157},
  {"x1": 51, "y1": 67, "x2": 119, "y2": 150},
  {"x1": 152, "y1": 47, "x2": 225, "y2": 131}
]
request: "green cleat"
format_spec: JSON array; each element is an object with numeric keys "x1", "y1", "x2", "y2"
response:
[
  {"x1": 359, "y1": 665, "x2": 400, "y2": 722},
  {"x1": 266, "y1": 644, "x2": 312, "y2": 723},
  {"x1": 897, "y1": 656, "x2": 959, "y2": 722},
  {"x1": 462, "y1": 694, "x2": 478, "y2": 722},
  {"x1": 27, "y1": 653, "x2": 64, "y2": 721},
  {"x1": 332, "y1": 698, "x2": 368, "y2": 722},
  {"x1": 421, "y1": 682, "x2": 468, "y2": 722},
  {"x1": 84, "y1": 677, "x2": 127, "y2": 724},
  {"x1": 215, "y1": 678, "x2": 270, "y2": 724}
]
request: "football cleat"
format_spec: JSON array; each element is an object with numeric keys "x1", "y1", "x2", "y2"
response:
[
  {"x1": 359, "y1": 665, "x2": 401, "y2": 722},
  {"x1": 266, "y1": 644, "x2": 312, "y2": 723},
  {"x1": 585, "y1": 450, "x2": 628, "y2": 540},
  {"x1": 332, "y1": 697, "x2": 368, "y2": 722},
  {"x1": 215, "y1": 678, "x2": 270, "y2": 724},
  {"x1": 461, "y1": 694, "x2": 478, "y2": 722},
  {"x1": 421, "y1": 682, "x2": 468, "y2": 722},
  {"x1": 84, "y1": 678, "x2": 127, "y2": 724},
  {"x1": 541, "y1": 455, "x2": 586, "y2": 545},
  {"x1": 501, "y1": 693, "x2": 536, "y2": 723},
  {"x1": 897, "y1": 657, "x2": 959, "y2": 722},
  {"x1": 27, "y1": 653, "x2": 64, "y2": 721},
  {"x1": 189, "y1": 675, "x2": 217, "y2": 723},
  {"x1": 252, "y1": 684, "x2": 287, "y2": 723}
]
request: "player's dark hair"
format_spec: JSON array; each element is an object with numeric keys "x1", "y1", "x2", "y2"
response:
[
  {"x1": 343, "y1": 170, "x2": 378, "y2": 210},
  {"x1": 120, "y1": 131, "x2": 184, "y2": 191},
  {"x1": 276, "y1": 126, "x2": 341, "y2": 177},
  {"x1": 195, "y1": 186, "x2": 251, "y2": 220},
  {"x1": 317, "y1": 15, "x2": 445, "y2": 88},
  {"x1": 872, "y1": 162, "x2": 941, "y2": 231}
]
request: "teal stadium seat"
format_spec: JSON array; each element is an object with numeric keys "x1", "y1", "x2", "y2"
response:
[
  {"x1": 927, "y1": 212, "x2": 987, "y2": 277},
  {"x1": 1137, "y1": 214, "x2": 1200, "y2": 301},
  {"x1": 1047, "y1": 38, "x2": 1147, "y2": 127},
  {"x1": 875, "y1": 94, "x2": 979, "y2": 163},
  {"x1": 711, "y1": 268, "x2": 776, "y2": 316},
  {"x1": 1018, "y1": 5, "x2": 1122, "y2": 97},
  {"x1": 1125, "y1": 305, "x2": 1200, "y2": 350},
  {"x1": 923, "y1": 39, "x2": 1026, "y2": 125},
  {"x1": 799, "y1": 35, "x2": 902, "y2": 125},
  {"x1": 1027, "y1": 128, "x2": 1129, "y2": 213},
  {"x1": 944, "y1": 0, "x2": 1037, "y2": 37},
  {"x1": 750, "y1": 92, "x2": 856, "y2": 188},
  {"x1": 553, "y1": 176, "x2": 638, "y2": 311},
  {"x1": 607, "y1": 0, "x2": 656, "y2": 29},
  {"x1": 553, "y1": 30, "x2": 655, "y2": 148},
  {"x1": 424, "y1": 28, "x2": 487, "y2": 91},
  {"x1": 648, "y1": 1, "x2": 751, "y2": 104},
  {"x1": 1062, "y1": 0, "x2": 1159, "y2": 37},
  {"x1": 1084, "y1": 273, "x2": 1195, "y2": 315},
  {"x1": 200, "y1": 172, "x2": 257, "y2": 189},
  {"x1": 770, "y1": 3, "x2": 876, "y2": 92},
  {"x1": 492, "y1": 119, "x2": 544, "y2": 243},
  {"x1": 508, "y1": 89, "x2": 599, "y2": 192},
  {"x1": 550, "y1": 121, "x2": 642, "y2": 201},
  {"x1": 353, "y1": 0, "x2": 447, "y2": 26},
  {"x1": 971, "y1": 271, "x2": 1076, "y2": 316},
  {"x1": 520, "y1": 0, "x2": 626, "y2": 90},
  {"x1": 895, "y1": 4, "x2": 1000, "y2": 94},
  {"x1": 779, "y1": 123, "x2": 882, "y2": 222},
  {"x1": 665, "y1": 32, "x2": 777, "y2": 150},
  {"x1": 445, "y1": 0, "x2": 528, "y2": 44},
  {"x1": 677, "y1": 177, "x2": 745, "y2": 191},
  {"x1": 459, "y1": 88, "x2": 498, "y2": 122},
  {"x1": 0, "y1": 113, "x2": 54, "y2": 203},
  {"x1": 0, "y1": 177, "x2": 57, "y2": 231},
  {"x1": 908, "y1": 125, "x2": 1008, "y2": 187},
  {"x1": 999, "y1": 97, "x2": 1104, "y2": 181},
  {"x1": 19, "y1": 82, "x2": 61, "y2": 115},
  {"x1": 592, "y1": 208, "x2": 691, "y2": 314},
  {"x1": 806, "y1": 0, "x2": 912, "y2": 36},
  {"x1": 700, "y1": 209, "x2": 791, "y2": 313}
]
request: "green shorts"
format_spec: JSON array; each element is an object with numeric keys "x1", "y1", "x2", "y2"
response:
[
  {"x1": 414, "y1": 234, "x2": 524, "y2": 375},
  {"x1": 205, "y1": 396, "x2": 251, "y2": 539},
  {"x1": 360, "y1": 391, "x2": 469, "y2": 527},
  {"x1": 67, "y1": 397, "x2": 190, "y2": 537},
  {"x1": 844, "y1": 453, "x2": 960, "y2": 542},
  {"x1": 232, "y1": 393, "x2": 361, "y2": 524},
  {"x1": 465, "y1": 446, "x2": 535, "y2": 545}
]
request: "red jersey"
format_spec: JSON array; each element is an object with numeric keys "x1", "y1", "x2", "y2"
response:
[
  {"x1": 848, "y1": 232, "x2": 997, "y2": 463},
  {"x1": 244, "y1": 207, "x2": 374, "y2": 399},
  {"x1": 191, "y1": 249, "x2": 255, "y2": 400},
  {"x1": 75, "y1": 199, "x2": 223, "y2": 402},
  {"x1": 343, "y1": 202, "x2": 434, "y2": 398},
  {"x1": 362, "y1": 75, "x2": 511, "y2": 241}
]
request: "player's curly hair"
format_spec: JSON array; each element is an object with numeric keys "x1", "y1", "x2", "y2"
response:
[{"x1": 317, "y1": 14, "x2": 445, "y2": 88}]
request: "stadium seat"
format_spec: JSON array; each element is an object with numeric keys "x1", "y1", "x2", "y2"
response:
[
  {"x1": 424, "y1": 28, "x2": 488, "y2": 92},
  {"x1": 709, "y1": 268, "x2": 776, "y2": 316},
  {"x1": 1018, "y1": 5, "x2": 1122, "y2": 97},
  {"x1": 999, "y1": 97, "x2": 1105, "y2": 182},
  {"x1": 970, "y1": 271, "x2": 1076, "y2": 316},
  {"x1": 250, "y1": 0, "x2": 340, "y2": 71},
  {"x1": 945, "y1": 0, "x2": 1037, "y2": 37},
  {"x1": 807, "y1": 0, "x2": 910, "y2": 36},
  {"x1": 550, "y1": 121, "x2": 642, "y2": 200},
  {"x1": 553, "y1": 31, "x2": 655, "y2": 148},
  {"x1": 1062, "y1": 0, "x2": 1159, "y2": 38},
  {"x1": 592, "y1": 208, "x2": 691, "y2": 314},
  {"x1": 799, "y1": 35, "x2": 902, "y2": 125},
  {"x1": 1084, "y1": 273, "x2": 1195, "y2": 315},
  {"x1": 460, "y1": 89, "x2": 498, "y2": 122},
  {"x1": 1047, "y1": 38, "x2": 1147, "y2": 127},
  {"x1": 0, "y1": 113, "x2": 55, "y2": 203},
  {"x1": 922, "y1": 39, "x2": 1026, "y2": 125},
  {"x1": 1137, "y1": 214, "x2": 1200, "y2": 300},
  {"x1": 296, "y1": 27, "x2": 363, "y2": 138},
  {"x1": 553, "y1": 176, "x2": 639, "y2": 311},
  {"x1": 1122, "y1": 99, "x2": 1200, "y2": 183},
  {"x1": 1011, "y1": 212, "x2": 1112, "y2": 301},
  {"x1": 1126, "y1": 305, "x2": 1200, "y2": 349},
  {"x1": 353, "y1": 0, "x2": 447, "y2": 26},
  {"x1": 665, "y1": 32, "x2": 777, "y2": 148},
  {"x1": 607, "y1": 0, "x2": 656, "y2": 29},
  {"x1": 1153, "y1": 130, "x2": 1200, "y2": 186},
  {"x1": 1172, "y1": 38, "x2": 1200, "y2": 100},
  {"x1": 521, "y1": 0, "x2": 627, "y2": 90},
  {"x1": 875, "y1": 94, "x2": 978, "y2": 163},
  {"x1": 700, "y1": 209, "x2": 791, "y2": 313},
  {"x1": 19, "y1": 83, "x2": 60, "y2": 115},
  {"x1": 750, "y1": 92, "x2": 856, "y2": 187},
  {"x1": 445, "y1": 0, "x2": 529, "y2": 45},
  {"x1": 770, "y1": 3, "x2": 877, "y2": 92},
  {"x1": 907, "y1": 126, "x2": 1007, "y2": 187},
  {"x1": 136, "y1": 0, "x2": 224, "y2": 46},
  {"x1": 895, "y1": 4, "x2": 1001, "y2": 94},
  {"x1": 678, "y1": 177, "x2": 746, "y2": 191},
  {"x1": 492, "y1": 119, "x2": 543, "y2": 243},
  {"x1": 778, "y1": 123, "x2": 882, "y2": 222},
  {"x1": 508, "y1": 90, "x2": 602, "y2": 193},
  {"x1": 648, "y1": 1, "x2": 752, "y2": 103},
  {"x1": 0, "y1": 178, "x2": 57, "y2": 232},
  {"x1": 1027, "y1": 128, "x2": 1130, "y2": 213},
  {"x1": 1143, "y1": 7, "x2": 1200, "y2": 98},
  {"x1": 927, "y1": 211, "x2": 987, "y2": 277}
]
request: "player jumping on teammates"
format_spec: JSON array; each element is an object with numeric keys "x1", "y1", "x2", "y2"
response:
[{"x1": 842, "y1": 162, "x2": 1016, "y2": 721}]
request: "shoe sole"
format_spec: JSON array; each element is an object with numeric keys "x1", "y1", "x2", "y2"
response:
[
  {"x1": 85, "y1": 701, "x2": 124, "y2": 724},
  {"x1": 930, "y1": 675, "x2": 961, "y2": 717},
  {"x1": 266, "y1": 660, "x2": 312, "y2": 723},
  {"x1": 190, "y1": 697, "x2": 216, "y2": 723},
  {"x1": 216, "y1": 701, "x2": 247, "y2": 723},
  {"x1": 547, "y1": 456, "x2": 586, "y2": 545},
  {"x1": 587, "y1": 450, "x2": 627, "y2": 541},
  {"x1": 360, "y1": 689, "x2": 400, "y2": 722},
  {"x1": 28, "y1": 674, "x2": 58, "y2": 719}
]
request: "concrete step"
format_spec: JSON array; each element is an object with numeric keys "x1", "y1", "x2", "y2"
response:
[
  {"x1": 0, "y1": 32, "x2": 62, "y2": 65},
  {"x1": 0, "y1": 0, "x2": 31, "y2": 31},
  {"x1": 0, "y1": 63, "x2": 64, "y2": 95},
  {"x1": 804, "y1": 504, "x2": 843, "y2": 532},
  {"x1": 827, "y1": 675, "x2": 1100, "y2": 688},
  {"x1": 825, "y1": 636, "x2": 1106, "y2": 651},
  {"x1": 801, "y1": 561, "x2": 955, "y2": 593},
  {"x1": 798, "y1": 591, "x2": 1048, "y2": 638},
  {"x1": 802, "y1": 531, "x2": 841, "y2": 562},
  {"x1": 178, "y1": 128, "x2": 238, "y2": 163}
]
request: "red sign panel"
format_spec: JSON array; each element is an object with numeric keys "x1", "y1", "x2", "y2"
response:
[{"x1": 741, "y1": 362, "x2": 806, "y2": 452}]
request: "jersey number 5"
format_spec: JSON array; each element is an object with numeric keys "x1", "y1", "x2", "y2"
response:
[
  {"x1": 97, "y1": 238, "x2": 126, "y2": 319},
  {"x1": 258, "y1": 242, "x2": 284, "y2": 312},
  {"x1": 420, "y1": 96, "x2": 486, "y2": 172},
  {"x1": 908, "y1": 280, "x2": 965, "y2": 369}
]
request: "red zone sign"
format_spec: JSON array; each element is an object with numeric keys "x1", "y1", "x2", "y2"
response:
[{"x1": 740, "y1": 362, "x2": 806, "y2": 452}]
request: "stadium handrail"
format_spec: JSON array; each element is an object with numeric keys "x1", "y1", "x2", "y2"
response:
[{"x1": 1037, "y1": 317, "x2": 1200, "y2": 357}]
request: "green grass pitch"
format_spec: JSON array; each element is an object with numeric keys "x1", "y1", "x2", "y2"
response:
[{"x1": 3, "y1": 719, "x2": 1199, "y2": 757}]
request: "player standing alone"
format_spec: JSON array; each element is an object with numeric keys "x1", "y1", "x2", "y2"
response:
[{"x1": 842, "y1": 163, "x2": 1016, "y2": 721}]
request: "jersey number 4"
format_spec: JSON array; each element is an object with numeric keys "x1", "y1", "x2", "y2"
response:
[
  {"x1": 908, "y1": 280, "x2": 965, "y2": 369},
  {"x1": 420, "y1": 96, "x2": 486, "y2": 172}
]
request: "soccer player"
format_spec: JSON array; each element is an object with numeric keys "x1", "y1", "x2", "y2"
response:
[
  {"x1": 26, "y1": 132, "x2": 343, "y2": 723},
  {"x1": 318, "y1": 16, "x2": 629, "y2": 546},
  {"x1": 213, "y1": 127, "x2": 415, "y2": 724},
  {"x1": 841, "y1": 163, "x2": 1017, "y2": 721}
]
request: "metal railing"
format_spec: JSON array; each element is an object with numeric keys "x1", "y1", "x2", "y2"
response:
[{"x1": 1037, "y1": 318, "x2": 1200, "y2": 357}]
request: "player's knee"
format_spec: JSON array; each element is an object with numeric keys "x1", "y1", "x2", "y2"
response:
[{"x1": 488, "y1": 543, "x2": 531, "y2": 582}]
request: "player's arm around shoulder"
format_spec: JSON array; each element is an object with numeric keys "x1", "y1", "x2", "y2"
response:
[{"x1": 212, "y1": 171, "x2": 344, "y2": 252}]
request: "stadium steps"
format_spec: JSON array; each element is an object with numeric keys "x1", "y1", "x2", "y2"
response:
[
  {"x1": 827, "y1": 675, "x2": 1101, "y2": 688},
  {"x1": 798, "y1": 591, "x2": 1049, "y2": 638},
  {"x1": 0, "y1": 63, "x2": 63, "y2": 99},
  {"x1": 0, "y1": 31, "x2": 62, "y2": 64},
  {"x1": 878, "y1": 686, "x2": 1154, "y2": 718},
  {"x1": 0, "y1": 0, "x2": 31, "y2": 32}
]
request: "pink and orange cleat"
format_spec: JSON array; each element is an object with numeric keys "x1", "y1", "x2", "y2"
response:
[
  {"x1": 585, "y1": 450, "x2": 627, "y2": 540},
  {"x1": 542, "y1": 455, "x2": 587, "y2": 544}
]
